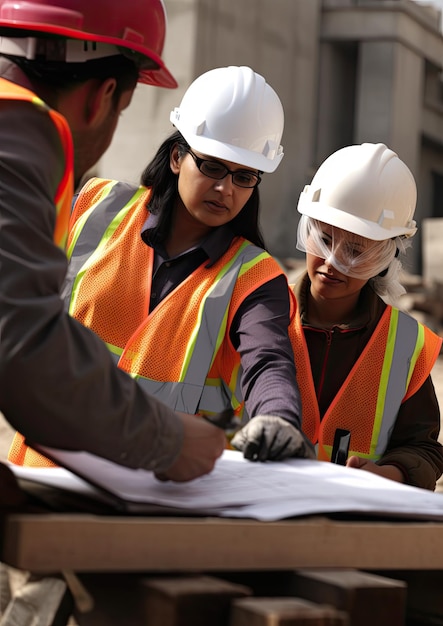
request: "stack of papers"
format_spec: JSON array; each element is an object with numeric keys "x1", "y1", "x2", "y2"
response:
[{"x1": 8, "y1": 448, "x2": 443, "y2": 521}]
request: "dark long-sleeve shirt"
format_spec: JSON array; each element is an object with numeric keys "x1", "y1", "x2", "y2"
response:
[{"x1": 142, "y1": 213, "x2": 302, "y2": 427}]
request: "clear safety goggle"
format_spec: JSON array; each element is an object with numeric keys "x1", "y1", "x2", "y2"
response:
[{"x1": 296, "y1": 215, "x2": 398, "y2": 280}]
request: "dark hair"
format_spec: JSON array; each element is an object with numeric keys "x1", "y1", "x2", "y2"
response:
[{"x1": 140, "y1": 130, "x2": 266, "y2": 248}]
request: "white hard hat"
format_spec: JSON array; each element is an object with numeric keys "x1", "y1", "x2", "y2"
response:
[
  {"x1": 170, "y1": 66, "x2": 284, "y2": 172},
  {"x1": 297, "y1": 143, "x2": 417, "y2": 240}
]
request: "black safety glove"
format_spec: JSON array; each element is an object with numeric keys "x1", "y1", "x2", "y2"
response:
[{"x1": 231, "y1": 415, "x2": 316, "y2": 462}]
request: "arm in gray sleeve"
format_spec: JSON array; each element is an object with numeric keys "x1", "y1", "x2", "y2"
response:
[
  {"x1": 231, "y1": 274, "x2": 302, "y2": 428},
  {"x1": 229, "y1": 275, "x2": 314, "y2": 460},
  {"x1": 0, "y1": 101, "x2": 183, "y2": 473}
]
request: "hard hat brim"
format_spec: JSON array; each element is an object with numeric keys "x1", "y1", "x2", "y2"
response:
[
  {"x1": 297, "y1": 198, "x2": 417, "y2": 241},
  {"x1": 179, "y1": 134, "x2": 284, "y2": 173},
  {"x1": 0, "y1": 20, "x2": 178, "y2": 88}
]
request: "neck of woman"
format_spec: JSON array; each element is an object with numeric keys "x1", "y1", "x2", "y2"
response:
[{"x1": 307, "y1": 293, "x2": 359, "y2": 328}]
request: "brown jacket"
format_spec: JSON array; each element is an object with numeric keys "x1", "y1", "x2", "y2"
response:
[{"x1": 0, "y1": 69, "x2": 183, "y2": 474}]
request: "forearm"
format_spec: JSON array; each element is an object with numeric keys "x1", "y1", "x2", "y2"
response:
[
  {"x1": 232, "y1": 276, "x2": 302, "y2": 428},
  {"x1": 378, "y1": 446, "x2": 442, "y2": 490},
  {"x1": 1, "y1": 311, "x2": 184, "y2": 472}
]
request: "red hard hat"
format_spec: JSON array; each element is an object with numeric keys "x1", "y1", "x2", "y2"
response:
[{"x1": 0, "y1": 0, "x2": 177, "y2": 88}]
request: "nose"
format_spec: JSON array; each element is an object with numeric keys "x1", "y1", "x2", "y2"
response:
[
  {"x1": 324, "y1": 257, "x2": 335, "y2": 272},
  {"x1": 213, "y1": 174, "x2": 234, "y2": 194}
]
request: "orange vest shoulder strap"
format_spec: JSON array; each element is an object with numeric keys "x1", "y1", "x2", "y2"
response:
[
  {"x1": 0, "y1": 78, "x2": 73, "y2": 249},
  {"x1": 404, "y1": 324, "x2": 442, "y2": 401}
]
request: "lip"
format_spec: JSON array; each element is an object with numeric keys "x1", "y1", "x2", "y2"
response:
[
  {"x1": 317, "y1": 271, "x2": 343, "y2": 284},
  {"x1": 205, "y1": 200, "x2": 228, "y2": 213}
]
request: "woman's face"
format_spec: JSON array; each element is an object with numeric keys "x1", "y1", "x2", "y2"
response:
[
  {"x1": 170, "y1": 146, "x2": 256, "y2": 228},
  {"x1": 306, "y1": 223, "x2": 369, "y2": 304}
]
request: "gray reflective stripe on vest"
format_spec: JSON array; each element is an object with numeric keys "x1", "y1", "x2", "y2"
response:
[
  {"x1": 141, "y1": 379, "x2": 230, "y2": 414},
  {"x1": 374, "y1": 310, "x2": 419, "y2": 456},
  {"x1": 67, "y1": 182, "x2": 265, "y2": 414},
  {"x1": 106, "y1": 353, "x2": 231, "y2": 415},
  {"x1": 62, "y1": 181, "x2": 141, "y2": 308},
  {"x1": 108, "y1": 352, "x2": 229, "y2": 413},
  {"x1": 182, "y1": 242, "x2": 261, "y2": 389}
]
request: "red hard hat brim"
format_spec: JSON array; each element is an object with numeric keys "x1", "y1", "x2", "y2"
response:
[{"x1": 138, "y1": 66, "x2": 177, "y2": 89}]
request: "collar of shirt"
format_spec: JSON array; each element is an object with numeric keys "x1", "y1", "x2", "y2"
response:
[{"x1": 141, "y1": 211, "x2": 237, "y2": 268}]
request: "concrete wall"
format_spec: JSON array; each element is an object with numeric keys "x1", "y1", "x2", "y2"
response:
[
  {"x1": 192, "y1": 0, "x2": 322, "y2": 257},
  {"x1": 97, "y1": 0, "x2": 322, "y2": 258},
  {"x1": 97, "y1": 0, "x2": 443, "y2": 271}
]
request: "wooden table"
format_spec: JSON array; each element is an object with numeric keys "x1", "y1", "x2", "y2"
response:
[
  {"x1": 2, "y1": 513, "x2": 443, "y2": 573},
  {"x1": 2, "y1": 514, "x2": 443, "y2": 625}
]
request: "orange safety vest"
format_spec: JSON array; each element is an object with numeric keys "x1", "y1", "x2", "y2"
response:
[
  {"x1": 289, "y1": 303, "x2": 442, "y2": 461},
  {"x1": 3, "y1": 78, "x2": 74, "y2": 468},
  {"x1": 10, "y1": 177, "x2": 286, "y2": 466},
  {"x1": 0, "y1": 78, "x2": 74, "y2": 250}
]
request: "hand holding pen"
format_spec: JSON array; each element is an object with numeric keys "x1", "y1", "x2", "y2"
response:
[{"x1": 155, "y1": 411, "x2": 228, "y2": 483}]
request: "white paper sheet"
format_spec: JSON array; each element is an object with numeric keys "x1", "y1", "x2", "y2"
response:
[{"x1": 9, "y1": 448, "x2": 443, "y2": 521}]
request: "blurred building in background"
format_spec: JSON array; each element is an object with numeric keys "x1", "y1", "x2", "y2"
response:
[{"x1": 98, "y1": 0, "x2": 443, "y2": 274}]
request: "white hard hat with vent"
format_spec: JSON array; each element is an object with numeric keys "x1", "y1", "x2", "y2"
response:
[
  {"x1": 298, "y1": 143, "x2": 417, "y2": 240},
  {"x1": 170, "y1": 66, "x2": 284, "y2": 173}
]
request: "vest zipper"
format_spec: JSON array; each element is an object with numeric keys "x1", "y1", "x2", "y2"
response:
[{"x1": 317, "y1": 329, "x2": 333, "y2": 405}]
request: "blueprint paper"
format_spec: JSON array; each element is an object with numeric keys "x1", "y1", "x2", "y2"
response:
[{"x1": 9, "y1": 448, "x2": 443, "y2": 521}]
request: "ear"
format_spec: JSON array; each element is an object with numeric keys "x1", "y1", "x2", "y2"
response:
[
  {"x1": 170, "y1": 144, "x2": 181, "y2": 175},
  {"x1": 85, "y1": 78, "x2": 117, "y2": 126}
]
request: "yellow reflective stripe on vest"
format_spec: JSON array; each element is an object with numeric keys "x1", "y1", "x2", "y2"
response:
[
  {"x1": 406, "y1": 322, "x2": 425, "y2": 390},
  {"x1": 371, "y1": 309, "x2": 420, "y2": 458}
]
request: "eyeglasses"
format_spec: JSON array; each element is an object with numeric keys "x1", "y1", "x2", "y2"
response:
[{"x1": 185, "y1": 148, "x2": 262, "y2": 188}]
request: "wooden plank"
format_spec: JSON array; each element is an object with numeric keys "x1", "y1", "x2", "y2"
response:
[
  {"x1": 3, "y1": 515, "x2": 443, "y2": 573},
  {"x1": 370, "y1": 570, "x2": 443, "y2": 625},
  {"x1": 140, "y1": 575, "x2": 251, "y2": 626},
  {"x1": 230, "y1": 597, "x2": 348, "y2": 626},
  {"x1": 69, "y1": 574, "x2": 251, "y2": 626},
  {"x1": 290, "y1": 569, "x2": 406, "y2": 626}
]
